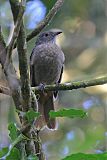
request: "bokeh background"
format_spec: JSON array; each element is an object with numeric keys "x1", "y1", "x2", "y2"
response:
[{"x1": 0, "y1": 0, "x2": 107, "y2": 159}]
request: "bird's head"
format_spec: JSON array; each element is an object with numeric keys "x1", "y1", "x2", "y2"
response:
[{"x1": 35, "y1": 29, "x2": 62, "y2": 45}]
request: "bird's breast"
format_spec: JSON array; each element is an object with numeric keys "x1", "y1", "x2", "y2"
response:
[{"x1": 32, "y1": 44, "x2": 64, "y2": 85}]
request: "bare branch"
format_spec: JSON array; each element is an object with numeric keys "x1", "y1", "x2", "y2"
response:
[
  {"x1": 0, "y1": 26, "x2": 21, "y2": 110},
  {"x1": 0, "y1": 84, "x2": 10, "y2": 95},
  {"x1": 9, "y1": 0, "x2": 34, "y2": 156},
  {"x1": 27, "y1": 0, "x2": 65, "y2": 42},
  {"x1": 5, "y1": 5, "x2": 25, "y2": 67},
  {"x1": 32, "y1": 76, "x2": 107, "y2": 93},
  {"x1": 0, "y1": 26, "x2": 7, "y2": 65},
  {"x1": 9, "y1": 0, "x2": 30, "y2": 112}
]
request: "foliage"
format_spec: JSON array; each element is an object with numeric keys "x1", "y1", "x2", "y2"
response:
[
  {"x1": 49, "y1": 108, "x2": 87, "y2": 118},
  {"x1": 8, "y1": 123, "x2": 19, "y2": 141},
  {"x1": 0, "y1": 122, "x2": 38, "y2": 159},
  {"x1": 0, "y1": 147, "x2": 9, "y2": 159},
  {"x1": 62, "y1": 152, "x2": 107, "y2": 160},
  {"x1": 27, "y1": 155, "x2": 39, "y2": 160},
  {"x1": 0, "y1": 109, "x2": 87, "y2": 159},
  {"x1": 6, "y1": 147, "x2": 21, "y2": 160},
  {"x1": 25, "y1": 109, "x2": 40, "y2": 122}
]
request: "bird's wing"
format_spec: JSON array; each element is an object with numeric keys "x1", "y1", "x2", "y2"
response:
[
  {"x1": 58, "y1": 66, "x2": 64, "y2": 84},
  {"x1": 30, "y1": 49, "x2": 37, "y2": 87},
  {"x1": 30, "y1": 65, "x2": 36, "y2": 87},
  {"x1": 54, "y1": 66, "x2": 63, "y2": 98}
]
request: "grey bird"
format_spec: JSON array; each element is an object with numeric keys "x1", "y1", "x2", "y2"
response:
[{"x1": 30, "y1": 30, "x2": 65, "y2": 129}]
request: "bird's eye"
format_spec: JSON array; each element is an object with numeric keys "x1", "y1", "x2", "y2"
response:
[{"x1": 45, "y1": 33, "x2": 48, "y2": 37}]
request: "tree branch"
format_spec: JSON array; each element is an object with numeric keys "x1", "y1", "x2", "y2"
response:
[
  {"x1": 17, "y1": 24, "x2": 31, "y2": 112},
  {"x1": 9, "y1": 0, "x2": 30, "y2": 112},
  {"x1": 32, "y1": 76, "x2": 107, "y2": 93},
  {"x1": 9, "y1": 1, "x2": 43, "y2": 158},
  {"x1": 27, "y1": 0, "x2": 65, "y2": 42},
  {"x1": 1, "y1": 76, "x2": 107, "y2": 96},
  {"x1": 0, "y1": 26, "x2": 21, "y2": 109},
  {"x1": 5, "y1": 5, "x2": 25, "y2": 67}
]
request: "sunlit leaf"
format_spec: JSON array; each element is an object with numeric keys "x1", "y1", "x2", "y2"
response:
[
  {"x1": 62, "y1": 152, "x2": 107, "y2": 160},
  {"x1": 6, "y1": 147, "x2": 20, "y2": 160},
  {"x1": 27, "y1": 154, "x2": 38, "y2": 160},
  {"x1": 0, "y1": 147, "x2": 9, "y2": 158},
  {"x1": 49, "y1": 108, "x2": 87, "y2": 118},
  {"x1": 25, "y1": 109, "x2": 40, "y2": 122},
  {"x1": 8, "y1": 123, "x2": 18, "y2": 141}
]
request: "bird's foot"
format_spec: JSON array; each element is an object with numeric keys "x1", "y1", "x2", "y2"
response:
[{"x1": 38, "y1": 83, "x2": 45, "y2": 92}]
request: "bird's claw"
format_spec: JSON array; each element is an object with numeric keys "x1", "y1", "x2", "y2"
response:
[{"x1": 38, "y1": 83, "x2": 45, "y2": 92}]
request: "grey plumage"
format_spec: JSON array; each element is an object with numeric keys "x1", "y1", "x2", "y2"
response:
[{"x1": 30, "y1": 30, "x2": 65, "y2": 129}]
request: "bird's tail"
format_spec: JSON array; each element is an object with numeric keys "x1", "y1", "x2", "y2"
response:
[{"x1": 35, "y1": 92, "x2": 56, "y2": 130}]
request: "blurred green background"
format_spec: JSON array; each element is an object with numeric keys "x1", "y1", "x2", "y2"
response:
[{"x1": 0, "y1": 0, "x2": 107, "y2": 159}]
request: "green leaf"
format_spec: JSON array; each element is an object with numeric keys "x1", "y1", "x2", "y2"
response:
[
  {"x1": 8, "y1": 122, "x2": 18, "y2": 141},
  {"x1": 25, "y1": 109, "x2": 40, "y2": 122},
  {"x1": 0, "y1": 147, "x2": 9, "y2": 158},
  {"x1": 6, "y1": 147, "x2": 20, "y2": 160},
  {"x1": 62, "y1": 152, "x2": 107, "y2": 160},
  {"x1": 49, "y1": 108, "x2": 87, "y2": 119},
  {"x1": 8, "y1": 123, "x2": 18, "y2": 141},
  {"x1": 27, "y1": 154, "x2": 38, "y2": 160}
]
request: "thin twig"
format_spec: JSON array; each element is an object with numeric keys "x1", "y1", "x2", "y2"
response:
[
  {"x1": 27, "y1": 0, "x2": 65, "y2": 42},
  {"x1": 5, "y1": 5, "x2": 25, "y2": 67},
  {"x1": 32, "y1": 76, "x2": 107, "y2": 93}
]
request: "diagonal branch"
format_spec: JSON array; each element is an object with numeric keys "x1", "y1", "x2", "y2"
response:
[
  {"x1": 27, "y1": 0, "x2": 65, "y2": 42},
  {"x1": 5, "y1": 5, "x2": 25, "y2": 67},
  {"x1": 0, "y1": 26, "x2": 21, "y2": 110},
  {"x1": 32, "y1": 76, "x2": 107, "y2": 94}
]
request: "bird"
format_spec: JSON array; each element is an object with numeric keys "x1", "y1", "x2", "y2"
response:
[{"x1": 30, "y1": 29, "x2": 65, "y2": 130}]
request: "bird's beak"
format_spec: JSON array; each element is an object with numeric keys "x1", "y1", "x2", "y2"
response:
[{"x1": 56, "y1": 31, "x2": 62, "y2": 35}]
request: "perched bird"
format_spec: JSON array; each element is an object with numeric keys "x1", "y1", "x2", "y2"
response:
[{"x1": 30, "y1": 29, "x2": 65, "y2": 129}]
